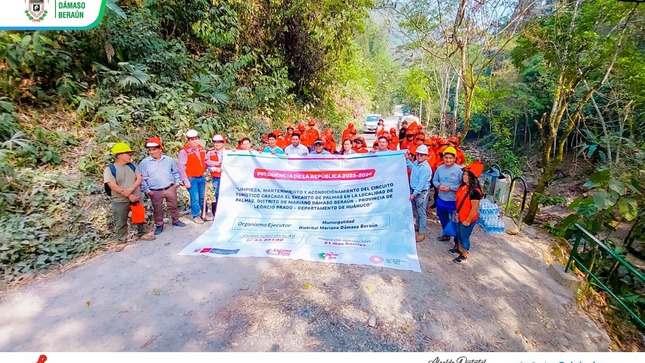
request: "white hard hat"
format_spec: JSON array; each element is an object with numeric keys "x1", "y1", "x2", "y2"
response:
[
  {"x1": 186, "y1": 129, "x2": 199, "y2": 138},
  {"x1": 212, "y1": 134, "x2": 225, "y2": 142},
  {"x1": 416, "y1": 144, "x2": 429, "y2": 155}
]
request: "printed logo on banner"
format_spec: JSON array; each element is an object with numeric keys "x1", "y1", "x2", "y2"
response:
[
  {"x1": 318, "y1": 252, "x2": 341, "y2": 260},
  {"x1": 385, "y1": 258, "x2": 407, "y2": 266},
  {"x1": 36, "y1": 354, "x2": 48, "y2": 363},
  {"x1": 369, "y1": 255, "x2": 384, "y2": 264},
  {"x1": 266, "y1": 249, "x2": 292, "y2": 256},
  {"x1": 198, "y1": 248, "x2": 212, "y2": 253},
  {"x1": 26, "y1": 0, "x2": 48, "y2": 22},
  {"x1": 208, "y1": 248, "x2": 240, "y2": 255}
]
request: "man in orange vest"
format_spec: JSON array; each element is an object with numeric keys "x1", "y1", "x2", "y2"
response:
[
  {"x1": 387, "y1": 128, "x2": 399, "y2": 150},
  {"x1": 206, "y1": 134, "x2": 230, "y2": 216},
  {"x1": 303, "y1": 119, "x2": 320, "y2": 149},
  {"x1": 322, "y1": 129, "x2": 337, "y2": 154},
  {"x1": 178, "y1": 129, "x2": 212, "y2": 224},
  {"x1": 342, "y1": 122, "x2": 355, "y2": 142},
  {"x1": 449, "y1": 136, "x2": 467, "y2": 165}
]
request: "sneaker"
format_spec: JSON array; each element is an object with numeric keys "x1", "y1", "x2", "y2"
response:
[
  {"x1": 172, "y1": 220, "x2": 186, "y2": 227},
  {"x1": 202, "y1": 214, "x2": 214, "y2": 222},
  {"x1": 415, "y1": 233, "x2": 426, "y2": 242},
  {"x1": 453, "y1": 254, "x2": 467, "y2": 263},
  {"x1": 154, "y1": 226, "x2": 164, "y2": 235},
  {"x1": 437, "y1": 235, "x2": 451, "y2": 242},
  {"x1": 448, "y1": 248, "x2": 460, "y2": 254},
  {"x1": 193, "y1": 216, "x2": 204, "y2": 225},
  {"x1": 138, "y1": 234, "x2": 156, "y2": 241}
]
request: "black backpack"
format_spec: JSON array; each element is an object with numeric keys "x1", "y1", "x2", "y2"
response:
[{"x1": 104, "y1": 163, "x2": 136, "y2": 196}]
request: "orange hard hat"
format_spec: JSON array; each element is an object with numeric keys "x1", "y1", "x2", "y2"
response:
[
  {"x1": 298, "y1": 124, "x2": 305, "y2": 131},
  {"x1": 272, "y1": 129, "x2": 283, "y2": 136},
  {"x1": 463, "y1": 161, "x2": 484, "y2": 178},
  {"x1": 449, "y1": 136, "x2": 459, "y2": 145},
  {"x1": 308, "y1": 119, "x2": 316, "y2": 126},
  {"x1": 348, "y1": 122, "x2": 354, "y2": 128},
  {"x1": 390, "y1": 127, "x2": 397, "y2": 133},
  {"x1": 438, "y1": 138, "x2": 450, "y2": 146}
]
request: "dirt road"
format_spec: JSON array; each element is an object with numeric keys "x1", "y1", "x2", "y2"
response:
[{"x1": 0, "y1": 211, "x2": 610, "y2": 351}]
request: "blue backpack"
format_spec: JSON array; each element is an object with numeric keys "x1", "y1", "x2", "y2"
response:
[{"x1": 104, "y1": 163, "x2": 136, "y2": 196}]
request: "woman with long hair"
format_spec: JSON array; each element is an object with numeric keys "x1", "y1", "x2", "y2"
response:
[
  {"x1": 450, "y1": 162, "x2": 484, "y2": 263},
  {"x1": 339, "y1": 138, "x2": 355, "y2": 155}
]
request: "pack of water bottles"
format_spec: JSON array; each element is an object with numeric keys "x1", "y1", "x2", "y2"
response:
[{"x1": 478, "y1": 198, "x2": 505, "y2": 234}]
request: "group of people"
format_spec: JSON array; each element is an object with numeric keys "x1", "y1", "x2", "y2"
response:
[
  {"x1": 393, "y1": 119, "x2": 483, "y2": 264},
  {"x1": 104, "y1": 118, "x2": 483, "y2": 261},
  {"x1": 104, "y1": 130, "x2": 229, "y2": 251}
]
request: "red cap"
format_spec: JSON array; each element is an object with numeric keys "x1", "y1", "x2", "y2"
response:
[
  {"x1": 145, "y1": 137, "x2": 162, "y2": 148},
  {"x1": 298, "y1": 124, "x2": 305, "y2": 131},
  {"x1": 308, "y1": 119, "x2": 316, "y2": 126}
]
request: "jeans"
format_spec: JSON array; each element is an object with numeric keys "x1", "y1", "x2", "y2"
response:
[
  {"x1": 188, "y1": 176, "x2": 205, "y2": 218},
  {"x1": 455, "y1": 221, "x2": 477, "y2": 253},
  {"x1": 412, "y1": 190, "x2": 429, "y2": 233},
  {"x1": 212, "y1": 177, "x2": 221, "y2": 202},
  {"x1": 436, "y1": 197, "x2": 456, "y2": 231}
]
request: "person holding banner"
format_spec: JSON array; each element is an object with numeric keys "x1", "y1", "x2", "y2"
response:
[
  {"x1": 310, "y1": 139, "x2": 331, "y2": 155},
  {"x1": 263, "y1": 133, "x2": 285, "y2": 155},
  {"x1": 178, "y1": 129, "x2": 212, "y2": 225},
  {"x1": 371, "y1": 136, "x2": 390, "y2": 153},
  {"x1": 284, "y1": 132, "x2": 309, "y2": 156},
  {"x1": 206, "y1": 134, "x2": 229, "y2": 215},
  {"x1": 339, "y1": 138, "x2": 355, "y2": 155},
  {"x1": 406, "y1": 144, "x2": 432, "y2": 242},
  {"x1": 432, "y1": 146, "x2": 463, "y2": 241}
]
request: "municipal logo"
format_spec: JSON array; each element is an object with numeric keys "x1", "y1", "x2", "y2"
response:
[{"x1": 25, "y1": 0, "x2": 48, "y2": 22}]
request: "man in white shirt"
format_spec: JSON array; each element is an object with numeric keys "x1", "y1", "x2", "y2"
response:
[{"x1": 284, "y1": 132, "x2": 309, "y2": 156}]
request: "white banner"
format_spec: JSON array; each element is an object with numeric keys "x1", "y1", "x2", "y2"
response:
[
  {"x1": 0, "y1": 0, "x2": 105, "y2": 30},
  {"x1": 180, "y1": 151, "x2": 421, "y2": 272}
]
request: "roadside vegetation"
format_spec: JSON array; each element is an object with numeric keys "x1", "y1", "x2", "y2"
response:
[{"x1": 1, "y1": 0, "x2": 643, "y2": 349}]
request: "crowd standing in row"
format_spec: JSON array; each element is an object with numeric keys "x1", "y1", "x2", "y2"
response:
[{"x1": 104, "y1": 118, "x2": 482, "y2": 261}]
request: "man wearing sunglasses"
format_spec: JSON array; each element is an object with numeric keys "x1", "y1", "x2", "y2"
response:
[{"x1": 139, "y1": 137, "x2": 186, "y2": 235}]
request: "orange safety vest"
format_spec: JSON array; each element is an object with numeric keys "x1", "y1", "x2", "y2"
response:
[
  {"x1": 181, "y1": 144, "x2": 206, "y2": 178},
  {"x1": 456, "y1": 185, "x2": 481, "y2": 223},
  {"x1": 207, "y1": 147, "x2": 229, "y2": 178},
  {"x1": 303, "y1": 129, "x2": 320, "y2": 147}
]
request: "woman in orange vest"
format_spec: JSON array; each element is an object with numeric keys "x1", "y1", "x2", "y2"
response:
[
  {"x1": 450, "y1": 161, "x2": 484, "y2": 263},
  {"x1": 178, "y1": 129, "x2": 211, "y2": 224}
]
